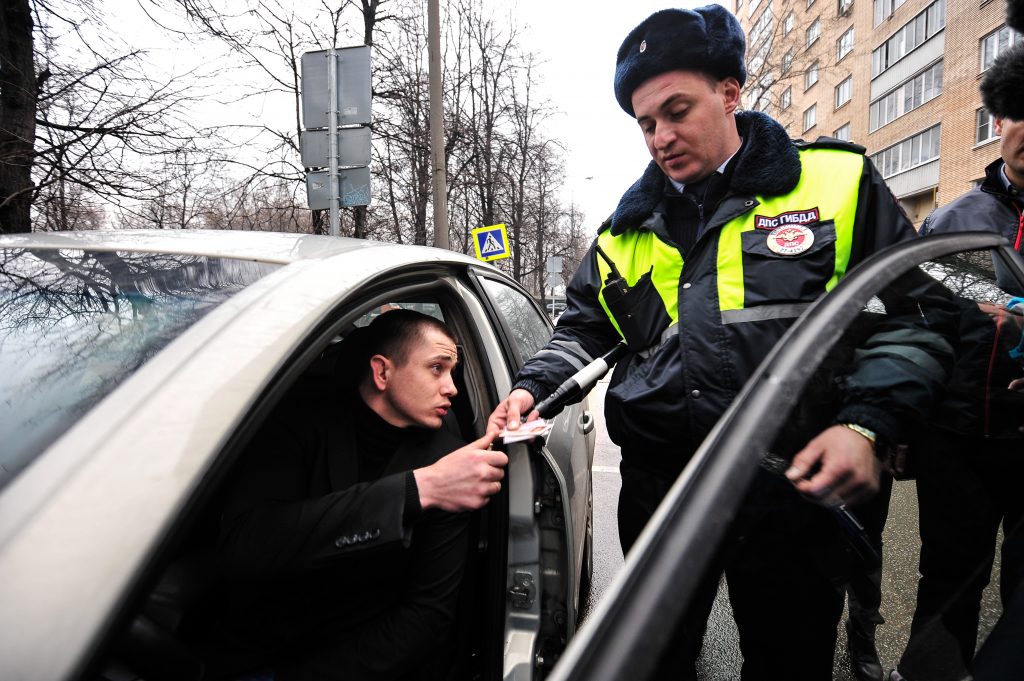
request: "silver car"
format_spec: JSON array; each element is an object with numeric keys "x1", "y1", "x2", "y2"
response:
[{"x1": 0, "y1": 229, "x2": 595, "y2": 681}]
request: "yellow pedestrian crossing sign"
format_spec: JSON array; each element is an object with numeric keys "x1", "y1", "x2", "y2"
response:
[{"x1": 471, "y1": 223, "x2": 511, "y2": 262}]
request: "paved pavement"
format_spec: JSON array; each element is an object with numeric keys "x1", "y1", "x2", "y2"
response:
[{"x1": 576, "y1": 378, "x2": 1003, "y2": 679}]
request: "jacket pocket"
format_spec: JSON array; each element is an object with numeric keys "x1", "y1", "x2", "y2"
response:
[
  {"x1": 740, "y1": 221, "x2": 838, "y2": 306},
  {"x1": 603, "y1": 268, "x2": 672, "y2": 350}
]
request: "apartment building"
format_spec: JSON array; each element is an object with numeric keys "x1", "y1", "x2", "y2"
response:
[{"x1": 736, "y1": 0, "x2": 1021, "y2": 227}]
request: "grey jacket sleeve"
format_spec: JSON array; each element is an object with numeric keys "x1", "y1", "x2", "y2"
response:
[{"x1": 513, "y1": 240, "x2": 624, "y2": 402}]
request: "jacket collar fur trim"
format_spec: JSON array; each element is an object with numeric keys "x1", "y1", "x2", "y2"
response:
[{"x1": 608, "y1": 111, "x2": 801, "y2": 235}]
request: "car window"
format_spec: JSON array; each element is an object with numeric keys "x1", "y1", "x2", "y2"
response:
[
  {"x1": 0, "y1": 248, "x2": 277, "y2": 491},
  {"x1": 745, "y1": 248, "x2": 1023, "y2": 679},
  {"x1": 479, "y1": 277, "x2": 552, "y2": 364}
]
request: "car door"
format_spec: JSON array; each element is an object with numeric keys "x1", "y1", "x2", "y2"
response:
[
  {"x1": 548, "y1": 232, "x2": 1024, "y2": 681},
  {"x1": 470, "y1": 268, "x2": 596, "y2": 679}
]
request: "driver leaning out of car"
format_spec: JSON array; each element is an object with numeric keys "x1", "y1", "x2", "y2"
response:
[{"x1": 207, "y1": 310, "x2": 505, "y2": 680}]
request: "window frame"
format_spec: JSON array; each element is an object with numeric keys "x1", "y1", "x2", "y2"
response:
[
  {"x1": 838, "y1": 26, "x2": 855, "y2": 61},
  {"x1": 805, "y1": 60, "x2": 820, "y2": 90},
  {"x1": 835, "y1": 76, "x2": 853, "y2": 108},
  {"x1": 803, "y1": 103, "x2": 818, "y2": 131}
]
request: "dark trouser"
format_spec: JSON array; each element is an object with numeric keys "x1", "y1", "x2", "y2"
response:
[
  {"x1": 618, "y1": 460, "x2": 851, "y2": 680},
  {"x1": 898, "y1": 431, "x2": 1024, "y2": 681},
  {"x1": 845, "y1": 474, "x2": 893, "y2": 632}
]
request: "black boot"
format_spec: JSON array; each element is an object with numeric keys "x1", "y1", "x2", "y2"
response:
[{"x1": 847, "y1": 618, "x2": 884, "y2": 681}]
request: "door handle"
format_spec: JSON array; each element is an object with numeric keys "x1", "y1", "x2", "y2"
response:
[{"x1": 579, "y1": 411, "x2": 595, "y2": 435}]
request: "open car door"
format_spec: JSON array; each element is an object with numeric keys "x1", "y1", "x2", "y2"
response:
[{"x1": 548, "y1": 232, "x2": 1024, "y2": 681}]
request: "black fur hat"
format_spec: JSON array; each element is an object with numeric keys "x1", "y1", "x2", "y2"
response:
[
  {"x1": 980, "y1": 42, "x2": 1024, "y2": 121},
  {"x1": 1007, "y1": 0, "x2": 1024, "y2": 33},
  {"x1": 614, "y1": 5, "x2": 747, "y2": 117}
]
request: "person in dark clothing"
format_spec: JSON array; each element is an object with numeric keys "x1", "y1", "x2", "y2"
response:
[
  {"x1": 211, "y1": 310, "x2": 506, "y2": 680},
  {"x1": 489, "y1": 6, "x2": 953, "y2": 679},
  {"x1": 893, "y1": 42, "x2": 1024, "y2": 681}
]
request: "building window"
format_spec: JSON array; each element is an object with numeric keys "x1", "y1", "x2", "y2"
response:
[
  {"x1": 807, "y1": 0, "x2": 816, "y2": 8},
  {"x1": 871, "y1": 125, "x2": 941, "y2": 179},
  {"x1": 803, "y1": 104, "x2": 817, "y2": 131},
  {"x1": 783, "y1": 11, "x2": 794, "y2": 35},
  {"x1": 838, "y1": 27, "x2": 855, "y2": 61},
  {"x1": 873, "y1": 0, "x2": 908, "y2": 27},
  {"x1": 750, "y1": 7, "x2": 775, "y2": 46},
  {"x1": 869, "y1": 60, "x2": 943, "y2": 131},
  {"x1": 781, "y1": 86, "x2": 792, "y2": 110},
  {"x1": 834, "y1": 123, "x2": 852, "y2": 141},
  {"x1": 806, "y1": 18, "x2": 821, "y2": 46},
  {"x1": 737, "y1": 0, "x2": 744, "y2": 12},
  {"x1": 976, "y1": 109, "x2": 997, "y2": 143},
  {"x1": 835, "y1": 76, "x2": 852, "y2": 108},
  {"x1": 748, "y1": 74, "x2": 775, "y2": 112},
  {"x1": 782, "y1": 49, "x2": 794, "y2": 73},
  {"x1": 749, "y1": 38, "x2": 771, "y2": 74},
  {"x1": 805, "y1": 61, "x2": 819, "y2": 90},
  {"x1": 980, "y1": 25, "x2": 1022, "y2": 72},
  {"x1": 749, "y1": 0, "x2": 763, "y2": 14},
  {"x1": 871, "y1": 0, "x2": 946, "y2": 77},
  {"x1": 838, "y1": 0, "x2": 853, "y2": 14}
]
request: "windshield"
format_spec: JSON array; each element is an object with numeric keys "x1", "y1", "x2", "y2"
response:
[{"x1": 0, "y1": 248, "x2": 279, "y2": 491}]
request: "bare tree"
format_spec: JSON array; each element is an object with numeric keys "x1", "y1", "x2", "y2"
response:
[
  {"x1": 0, "y1": 0, "x2": 37, "y2": 233},
  {"x1": 0, "y1": 0, "x2": 220, "y2": 233}
]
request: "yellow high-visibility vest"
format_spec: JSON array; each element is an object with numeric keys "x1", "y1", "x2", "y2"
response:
[{"x1": 595, "y1": 147, "x2": 862, "y2": 341}]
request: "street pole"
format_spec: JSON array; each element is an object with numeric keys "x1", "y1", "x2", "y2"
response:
[
  {"x1": 428, "y1": 0, "x2": 450, "y2": 249},
  {"x1": 327, "y1": 47, "x2": 341, "y2": 237}
]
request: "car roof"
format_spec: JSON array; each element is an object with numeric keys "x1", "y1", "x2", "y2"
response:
[{"x1": 0, "y1": 228, "x2": 486, "y2": 268}]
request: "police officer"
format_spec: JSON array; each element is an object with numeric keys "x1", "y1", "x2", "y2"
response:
[{"x1": 489, "y1": 6, "x2": 953, "y2": 679}]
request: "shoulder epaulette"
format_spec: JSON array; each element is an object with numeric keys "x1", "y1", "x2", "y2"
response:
[
  {"x1": 597, "y1": 214, "x2": 613, "y2": 235},
  {"x1": 794, "y1": 135, "x2": 866, "y2": 155}
]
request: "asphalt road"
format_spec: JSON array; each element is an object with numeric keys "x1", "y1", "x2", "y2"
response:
[{"x1": 578, "y1": 378, "x2": 1003, "y2": 679}]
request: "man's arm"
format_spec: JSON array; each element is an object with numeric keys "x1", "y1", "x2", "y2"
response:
[
  {"x1": 414, "y1": 430, "x2": 507, "y2": 512},
  {"x1": 277, "y1": 507, "x2": 471, "y2": 680},
  {"x1": 491, "y1": 241, "x2": 622, "y2": 430},
  {"x1": 219, "y1": 420, "x2": 502, "y2": 577},
  {"x1": 790, "y1": 157, "x2": 955, "y2": 505}
]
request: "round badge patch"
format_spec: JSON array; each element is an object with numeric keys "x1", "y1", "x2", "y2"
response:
[
  {"x1": 766, "y1": 225, "x2": 814, "y2": 256},
  {"x1": 639, "y1": 40, "x2": 647, "y2": 53}
]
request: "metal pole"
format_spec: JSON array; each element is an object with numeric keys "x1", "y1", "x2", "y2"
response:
[
  {"x1": 428, "y1": 0, "x2": 450, "y2": 249},
  {"x1": 327, "y1": 47, "x2": 341, "y2": 237}
]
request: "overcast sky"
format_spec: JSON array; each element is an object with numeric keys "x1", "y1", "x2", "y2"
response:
[
  {"x1": 118, "y1": 0, "x2": 708, "y2": 230},
  {"x1": 506, "y1": 0, "x2": 707, "y2": 226}
]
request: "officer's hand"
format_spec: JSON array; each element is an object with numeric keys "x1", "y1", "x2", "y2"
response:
[
  {"x1": 414, "y1": 429, "x2": 508, "y2": 512},
  {"x1": 785, "y1": 425, "x2": 880, "y2": 507},
  {"x1": 487, "y1": 389, "x2": 538, "y2": 432}
]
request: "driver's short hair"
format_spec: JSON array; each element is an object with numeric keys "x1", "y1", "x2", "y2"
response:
[{"x1": 359, "y1": 308, "x2": 456, "y2": 369}]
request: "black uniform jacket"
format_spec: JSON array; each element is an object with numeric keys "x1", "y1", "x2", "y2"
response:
[
  {"x1": 515, "y1": 111, "x2": 954, "y2": 477},
  {"x1": 213, "y1": 399, "x2": 470, "y2": 681}
]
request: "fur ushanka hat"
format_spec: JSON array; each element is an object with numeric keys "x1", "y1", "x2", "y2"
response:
[
  {"x1": 613, "y1": 5, "x2": 747, "y2": 117},
  {"x1": 981, "y1": 42, "x2": 1024, "y2": 122}
]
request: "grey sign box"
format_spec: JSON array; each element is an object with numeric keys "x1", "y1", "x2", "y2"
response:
[
  {"x1": 301, "y1": 46, "x2": 372, "y2": 129},
  {"x1": 300, "y1": 127, "x2": 371, "y2": 168},
  {"x1": 306, "y1": 167, "x2": 372, "y2": 209},
  {"x1": 546, "y1": 256, "x2": 563, "y2": 273}
]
